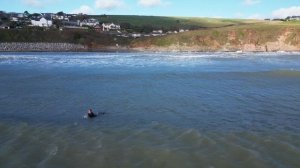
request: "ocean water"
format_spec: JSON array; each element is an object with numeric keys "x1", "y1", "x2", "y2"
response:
[{"x1": 0, "y1": 52, "x2": 300, "y2": 168}]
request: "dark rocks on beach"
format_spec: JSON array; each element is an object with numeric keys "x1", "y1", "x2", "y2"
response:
[{"x1": 0, "y1": 42, "x2": 86, "y2": 52}]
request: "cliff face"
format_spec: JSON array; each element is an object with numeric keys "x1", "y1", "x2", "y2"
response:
[
  {"x1": 131, "y1": 25, "x2": 300, "y2": 52},
  {"x1": 229, "y1": 29, "x2": 300, "y2": 52}
]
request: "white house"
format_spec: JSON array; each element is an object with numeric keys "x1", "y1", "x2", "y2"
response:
[
  {"x1": 31, "y1": 17, "x2": 53, "y2": 27},
  {"x1": 152, "y1": 30, "x2": 164, "y2": 36},
  {"x1": 132, "y1": 33, "x2": 141, "y2": 38},
  {"x1": 10, "y1": 17, "x2": 18, "y2": 22},
  {"x1": 53, "y1": 14, "x2": 69, "y2": 21},
  {"x1": 0, "y1": 25, "x2": 10, "y2": 29},
  {"x1": 80, "y1": 19, "x2": 99, "y2": 27},
  {"x1": 153, "y1": 30, "x2": 163, "y2": 34},
  {"x1": 102, "y1": 23, "x2": 121, "y2": 31},
  {"x1": 179, "y1": 29, "x2": 189, "y2": 33},
  {"x1": 17, "y1": 13, "x2": 24, "y2": 18}
]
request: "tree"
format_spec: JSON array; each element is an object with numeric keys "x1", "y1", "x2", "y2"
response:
[
  {"x1": 0, "y1": 16, "x2": 9, "y2": 22},
  {"x1": 57, "y1": 11, "x2": 65, "y2": 16},
  {"x1": 9, "y1": 21, "x2": 18, "y2": 29},
  {"x1": 0, "y1": 11, "x2": 8, "y2": 21},
  {"x1": 31, "y1": 13, "x2": 41, "y2": 18},
  {"x1": 141, "y1": 24, "x2": 154, "y2": 33},
  {"x1": 76, "y1": 14, "x2": 88, "y2": 21},
  {"x1": 53, "y1": 19, "x2": 62, "y2": 29},
  {"x1": 120, "y1": 22, "x2": 132, "y2": 29},
  {"x1": 24, "y1": 11, "x2": 30, "y2": 16}
]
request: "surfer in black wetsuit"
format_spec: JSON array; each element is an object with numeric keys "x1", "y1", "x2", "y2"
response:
[{"x1": 87, "y1": 108, "x2": 97, "y2": 118}]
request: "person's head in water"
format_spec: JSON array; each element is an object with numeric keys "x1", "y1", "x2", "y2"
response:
[{"x1": 88, "y1": 108, "x2": 96, "y2": 118}]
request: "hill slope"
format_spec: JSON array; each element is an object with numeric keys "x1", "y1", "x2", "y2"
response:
[
  {"x1": 131, "y1": 21, "x2": 300, "y2": 52},
  {"x1": 1, "y1": 15, "x2": 300, "y2": 52}
]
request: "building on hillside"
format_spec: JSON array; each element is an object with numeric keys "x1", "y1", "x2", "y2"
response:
[
  {"x1": 151, "y1": 30, "x2": 164, "y2": 36},
  {"x1": 10, "y1": 17, "x2": 18, "y2": 22},
  {"x1": 31, "y1": 17, "x2": 53, "y2": 27},
  {"x1": 52, "y1": 12, "x2": 70, "y2": 21},
  {"x1": 102, "y1": 23, "x2": 121, "y2": 31},
  {"x1": 131, "y1": 33, "x2": 141, "y2": 38},
  {"x1": 53, "y1": 15, "x2": 64, "y2": 20},
  {"x1": 0, "y1": 24, "x2": 10, "y2": 29},
  {"x1": 80, "y1": 18, "x2": 99, "y2": 27},
  {"x1": 62, "y1": 20, "x2": 80, "y2": 27},
  {"x1": 153, "y1": 30, "x2": 163, "y2": 34},
  {"x1": 15, "y1": 13, "x2": 25, "y2": 18},
  {"x1": 8, "y1": 12, "x2": 19, "y2": 21},
  {"x1": 94, "y1": 24, "x2": 103, "y2": 32},
  {"x1": 70, "y1": 14, "x2": 78, "y2": 17},
  {"x1": 41, "y1": 13, "x2": 54, "y2": 19},
  {"x1": 179, "y1": 29, "x2": 189, "y2": 33}
]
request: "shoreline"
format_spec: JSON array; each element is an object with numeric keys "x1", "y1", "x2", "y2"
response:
[{"x1": 1, "y1": 42, "x2": 300, "y2": 53}]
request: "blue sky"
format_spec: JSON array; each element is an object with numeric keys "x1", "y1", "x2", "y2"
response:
[{"x1": 1, "y1": 0, "x2": 300, "y2": 19}]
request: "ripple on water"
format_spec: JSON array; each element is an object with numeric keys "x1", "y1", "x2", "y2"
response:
[{"x1": 1, "y1": 121, "x2": 300, "y2": 167}]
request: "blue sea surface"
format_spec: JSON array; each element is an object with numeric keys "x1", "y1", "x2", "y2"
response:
[{"x1": 0, "y1": 52, "x2": 300, "y2": 167}]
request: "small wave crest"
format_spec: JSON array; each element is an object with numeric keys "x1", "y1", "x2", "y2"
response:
[{"x1": 0, "y1": 52, "x2": 300, "y2": 71}]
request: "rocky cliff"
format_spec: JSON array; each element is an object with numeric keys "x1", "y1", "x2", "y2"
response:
[{"x1": 131, "y1": 24, "x2": 300, "y2": 52}]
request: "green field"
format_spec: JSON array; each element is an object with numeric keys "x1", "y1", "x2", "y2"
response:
[{"x1": 93, "y1": 15, "x2": 262, "y2": 30}]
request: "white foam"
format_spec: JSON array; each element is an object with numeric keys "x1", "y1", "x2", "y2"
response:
[{"x1": 1, "y1": 52, "x2": 300, "y2": 69}]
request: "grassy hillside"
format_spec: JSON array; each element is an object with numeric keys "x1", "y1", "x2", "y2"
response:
[
  {"x1": 131, "y1": 21, "x2": 300, "y2": 51},
  {"x1": 0, "y1": 28, "x2": 131, "y2": 47},
  {"x1": 93, "y1": 15, "x2": 260, "y2": 30},
  {"x1": 1, "y1": 15, "x2": 300, "y2": 51}
]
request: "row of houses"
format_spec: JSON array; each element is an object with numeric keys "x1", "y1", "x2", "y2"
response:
[
  {"x1": 117, "y1": 29, "x2": 189, "y2": 38},
  {"x1": 0, "y1": 11, "x2": 122, "y2": 31},
  {"x1": 1, "y1": 11, "x2": 190, "y2": 37},
  {"x1": 2, "y1": 12, "x2": 73, "y2": 22},
  {"x1": 30, "y1": 16, "x2": 121, "y2": 32}
]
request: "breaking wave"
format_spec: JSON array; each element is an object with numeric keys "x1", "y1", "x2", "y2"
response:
[{"x1": 0, "y1": 52, "x2": 300, "y2": 72}]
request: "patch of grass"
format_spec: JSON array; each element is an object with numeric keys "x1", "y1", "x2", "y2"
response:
[{"x1": 93, "y1": 15, "x2": 258, "y2": 31}]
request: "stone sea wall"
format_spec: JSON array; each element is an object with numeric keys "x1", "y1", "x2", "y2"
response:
[{"x1": 0, "y1": 43, "x2": 86, "y2": 52}]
